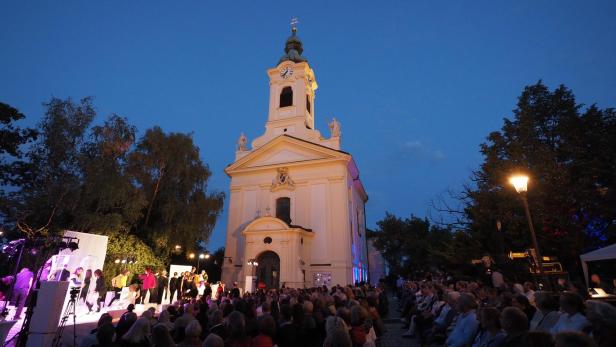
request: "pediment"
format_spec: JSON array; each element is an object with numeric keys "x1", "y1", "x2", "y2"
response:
[
  {"x1": 244, "y1": 217, "x2": 289, "y2": 232},
  {"x1": 226, "y1": 135, "x2": 348, "y2": 173}
]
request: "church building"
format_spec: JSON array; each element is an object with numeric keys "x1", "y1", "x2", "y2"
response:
[{"x1": 221, "y1": 25, "x2": 369, "y2": 290}]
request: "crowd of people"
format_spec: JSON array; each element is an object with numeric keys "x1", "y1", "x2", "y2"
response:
[
  {"x1": 79, "y1": 283, "x2": 389, "y2": 347},
  {"x1": 395, "y1": 272, "x2": 616, "y2": 347}
]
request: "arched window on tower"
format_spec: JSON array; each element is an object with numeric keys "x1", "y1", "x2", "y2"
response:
[
  {"x1": 306, "y1": 94, "x2": 311, "y2": 113},
  {"x1": 280, "y1": 87, "x2": 293, "y2": 107},
  {"x1": 276, "y1": 197, "x2": 291, "y2": 225}
]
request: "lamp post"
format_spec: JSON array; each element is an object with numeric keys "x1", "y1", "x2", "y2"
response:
[
  {"x1": 198, "y1": 253, "x2": 205, "y2": 272},
  {"x1": 509, "y1": 174, "x2": 551, "y2": 291}
]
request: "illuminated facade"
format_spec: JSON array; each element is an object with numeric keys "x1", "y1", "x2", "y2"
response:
[{"x1": 221, "y1": 26, "x2": 368, "y2": 289}]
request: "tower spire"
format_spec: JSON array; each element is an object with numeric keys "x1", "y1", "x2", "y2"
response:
[{"x1": 279, "y1": 17, "x2": 307, "y2": 64}]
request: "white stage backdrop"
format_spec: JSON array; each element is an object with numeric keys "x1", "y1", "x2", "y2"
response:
[{"x1": 57, "y1": 230, "x2": 109, "y2": 272}]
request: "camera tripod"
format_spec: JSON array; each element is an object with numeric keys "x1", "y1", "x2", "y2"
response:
[{"x1": 51, "y1": 288, "x2": 79, "y2": 347}]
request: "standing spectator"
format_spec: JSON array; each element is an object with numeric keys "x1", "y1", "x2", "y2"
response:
[
  {"x1": 530, "y1": 292, "x2": 561, "y2": 332},
  {"x1": 11, "y1": 267, "x2": 33, "y2": 320},
  {"x1": 446, "y1": 293, "x2": 479, "y2": 347},
  {"x1": 500, "y1": 307, "x2": 529, "y2": 347},
  {"x1": 551, "y1": 292, "x2": 590, "y2": 335}
]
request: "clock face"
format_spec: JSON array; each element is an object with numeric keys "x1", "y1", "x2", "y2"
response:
[{"x1": 280, "y1": 66, "x2": 293, "y2": 79}]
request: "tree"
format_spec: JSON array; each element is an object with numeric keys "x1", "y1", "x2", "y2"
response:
[
  {"x1": 0, "y1": 102, "x2": 37, "y2": 182},
  {"x1": 372, "y1": 213, "x2": 455, "y2": 278},
  {"x1": 462, "y1": 82, "x2": 616, "y2": 278},
  {"x1": 72, "y1": 115, "x2": 145, "y2": 233},
  {"x1": 127, "y1": 127, "x2": 224, "y2": 256},
  {"x1": 0, "y1": 102, "x2": 37, "y2": 228},
  {"x1": 10, "y1": 97, "x2": 95, "y2": 236}
]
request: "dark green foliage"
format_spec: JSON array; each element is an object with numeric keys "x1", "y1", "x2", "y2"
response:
[
  {"x1": 127, "y1": 127, "x2": 224, "y2": 256},
  {"x1": 463, "y1": 82, "x2": 616, "y2": 278},
  {"x1": 2, "y1": 97, "x2": 224, "y2": 269},
  {"x1": 371, "y1": 213, "x2": 467, "y2": 278}
]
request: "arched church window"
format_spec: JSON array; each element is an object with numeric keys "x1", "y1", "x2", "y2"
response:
[
  {"x1": 306, "y1": 94, "x2": 311, "y2": 113},
  {"x1": 276, "y1": 197, "x2": 291, "y2": 224},
  {"x1": 280, "y1": 87, "x2": 293, "y2": 107}
]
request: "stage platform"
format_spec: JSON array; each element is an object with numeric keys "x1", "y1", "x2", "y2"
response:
[{"x1": 3, "y1": 302, "x2": 160, "y2": 347}]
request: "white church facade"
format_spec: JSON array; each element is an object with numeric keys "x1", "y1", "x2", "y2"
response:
[{"x1": 221, "y1": 26, "x2": 368, "y2": 290}]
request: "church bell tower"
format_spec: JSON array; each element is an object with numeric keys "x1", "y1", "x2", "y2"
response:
[{"x1": 251, "y1": 25, "x2": 322, "y2": 149}]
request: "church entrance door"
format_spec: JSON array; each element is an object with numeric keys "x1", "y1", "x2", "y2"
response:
[{"x1": 256, "y1": 251, "x2": 280, "y2": 289}]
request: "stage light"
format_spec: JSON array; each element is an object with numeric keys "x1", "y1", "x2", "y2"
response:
[
  {"x1": 189, "y1": 253, "x2": 195, "y2": 259},
  {"x1": 175, "y1": 244, "x2": 182, "y2": 250},
  {"x1": 205, "y1": 253, "x2": 210, "y2": 259},
  {"x1": 199, "y1": 253, "x2": 205, "y2": 259}
]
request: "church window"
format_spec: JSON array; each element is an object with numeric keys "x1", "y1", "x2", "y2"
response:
[
  {"x1": 280, "y1": 87, "x2": 293, "y2": 107},
  {"x1": 264, "y1": 237, "x2": 273, "y2": 244},
  {"x1": 306, "y1": 95, "x2": 311, "y2": 113},
  {"x1": 276, "y1": 197, "x2": 291, "y2": 224}
]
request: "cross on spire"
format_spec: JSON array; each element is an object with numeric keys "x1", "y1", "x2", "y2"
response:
[{"x1": 290, "y1": 17, "x2": 299, "y2": 33}]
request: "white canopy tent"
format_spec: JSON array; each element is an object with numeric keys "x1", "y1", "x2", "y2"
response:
[{"x1": 580, "y1": 243, "x2": 616, "y2": 287}]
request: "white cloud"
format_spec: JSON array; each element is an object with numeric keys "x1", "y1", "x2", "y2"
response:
[{"x1": 400, "y1": 140, "x2": 445, "y2": 161}]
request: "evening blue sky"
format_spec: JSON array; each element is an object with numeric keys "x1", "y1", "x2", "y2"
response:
[{"x1": 2, "y1": 1, "x2": 615, "y2": 250}]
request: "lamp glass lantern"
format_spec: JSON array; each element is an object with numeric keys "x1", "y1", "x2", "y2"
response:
[{"x1": 509, "y1": 175, "x2": 529, "y2": 193}]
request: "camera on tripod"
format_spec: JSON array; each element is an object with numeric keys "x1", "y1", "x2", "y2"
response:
[{"x1": 69, "y1": 287, "x2": 80, "y2": 299}]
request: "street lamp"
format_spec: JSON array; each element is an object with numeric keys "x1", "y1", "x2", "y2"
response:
[
  {"x1": 189, "y1": 253, "x2": 195, "y2": 259},
  {"x1": 509, "y1": 174, "x2": 551, "y2": 291},
  {"x1": 198, "y1": 253, "x2": 205, "y2": 272}
]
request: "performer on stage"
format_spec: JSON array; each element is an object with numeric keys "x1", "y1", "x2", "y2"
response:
[
  {"x1": 87, "y1": 269, "x2": 106, "y2": 313},
  {"x1": 80, "y1": 269, "x2": 92, "y2": 304},
  {"x1": 156, "y1": 270, "x2": 168, "y2": 304},
  {"x1": 109, "y1": 269, "x2": 130, "y2": 307},
  {"x1": 69, "y1": 267, "x2": 84, "y2": 287},
  {"x1": 53, "y1": 264, "x2": 71, "y2": 281},
  {"x1": 139, "y1": 267, "x2": 156, "y2": 304},
  {"x1": 169, "y1": 272, "x2": 179, "y2": 303}
]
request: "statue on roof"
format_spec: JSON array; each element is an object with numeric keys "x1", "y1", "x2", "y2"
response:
[
  {"x1": 329, "y1": 118, "x2": 341, "y2": 138},
  {"x1": 237, "y1": 132, "x2": 248, "y2": 151}
]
